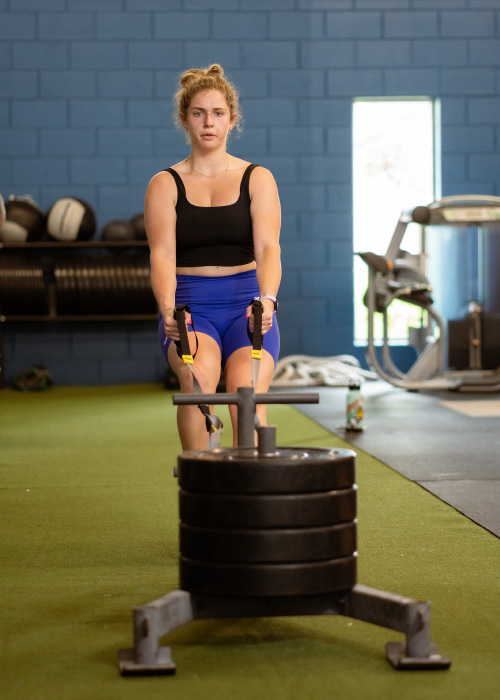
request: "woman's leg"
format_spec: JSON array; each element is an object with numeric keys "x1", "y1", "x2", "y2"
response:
[
  {"x1": 167, "y1": 332, "x2": 222, "y2": 451},
  {"x1": 223, "y1": 347, "x2": 276, "y2": 447}
]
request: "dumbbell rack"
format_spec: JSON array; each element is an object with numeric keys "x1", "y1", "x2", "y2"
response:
[{"x1": 118, "y1": 387, "x2": 450, "y2": 674}]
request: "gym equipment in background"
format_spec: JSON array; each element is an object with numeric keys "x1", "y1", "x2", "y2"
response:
[
  {"x1": 46, "y1": 197, "x2": 96, "y2": 242},
  {"x1": 359, "y1": 195, "x2": 500, "y2": 391},
  {"x1": 53, "y1": 256, "x2": 157, "y2": 316},
  {"x1": 0, "y1": 255, "x2": 48, "y2": 316},
  {"x1": 130, "y1": 213, "x2": 147, "y2": 240},
  {"x1": 118, "y1": 387, "x2": 451, "y2": 675},
  {"x1": 12, "y1": 364, "x2": 53, "y2": 392},
  {"x1": 0, "y1": 211, "x2": 155, "y2": 387},
  {"x1": 101, "y1": 219, "x2": 136, "y2": 242},
  {"x1": 0, "y1": 196, "x2": 45, "y2": 243}
]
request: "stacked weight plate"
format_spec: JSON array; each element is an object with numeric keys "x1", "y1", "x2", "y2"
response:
[
  {"x1": 0, "y1": 256, "x2": 48, "y2": 315},
  {"x1": 178, "y1": 446, "x2": 357, "y2": 597},
  {"x1": 53, "y1": 257, "x2": 157, "y2": 315}
]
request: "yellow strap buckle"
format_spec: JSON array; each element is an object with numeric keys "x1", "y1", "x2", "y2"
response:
[
  {"x1": 251, "y1": 349, "x2": 262, "y2": 360},
  {"x1": 182, "y1": 354, "x2": 194, "y2": 365}
]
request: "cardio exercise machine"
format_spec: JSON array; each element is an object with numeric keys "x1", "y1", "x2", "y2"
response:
[{"x1": 358, "y1": 195, "x2": 500, "y2": 391}]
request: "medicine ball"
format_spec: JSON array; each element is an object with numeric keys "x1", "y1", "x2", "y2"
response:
[
  {"x1": 46, "y1": 197, "x2": 96, "y2": 242},
  {"x1": 0, "y1": 197, "x2": 45, "y2": 243},
  {"x1": 101, "y1": 219, "x2": 136, "y2": 242},
  {"x1": 130, "y1": 212, "x2": 147, "y2": 240}
]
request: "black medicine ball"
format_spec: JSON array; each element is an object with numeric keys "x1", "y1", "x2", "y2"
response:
[
  {"x1": 0, "y1": 197, "x2": 45, "y2": 243},
  {"x1": 130, "y1": 213, "x2": 147, "y2": 240},
  {"x1": 101, "y1": 219, "x2": 136, "y2": 241}
]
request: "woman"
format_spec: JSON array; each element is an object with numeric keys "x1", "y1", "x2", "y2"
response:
[{"x1": 145, "y1": 64, "x2": 281, "y2": 450}]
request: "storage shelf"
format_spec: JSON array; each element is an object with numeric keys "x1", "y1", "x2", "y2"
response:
[
  {"x1": 1, "y1": 314, "x2": 158, "y2": 322},
  {"x1": 0, "y1": 239, "x2": 156, "y2": 387},
  {"x1": 0, "y1": 240, "x2": 148, "y2": 250}
]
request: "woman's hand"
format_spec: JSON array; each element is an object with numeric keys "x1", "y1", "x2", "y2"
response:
[
  {"x1": 246, "y1": 298, "x2": 275, "y2": 335},
  {"x1": 163, "y1": 307, "x2": 191, "y2": 341}
]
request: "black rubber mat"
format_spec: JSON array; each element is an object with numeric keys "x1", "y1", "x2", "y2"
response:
[{"x1": 294, "y1": 381, "x2": 500, "y2": 538}]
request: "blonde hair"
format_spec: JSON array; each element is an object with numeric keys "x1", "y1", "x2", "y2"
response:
[{"x1": 174, "y1": 64, "x2": 242, "y2": 136}]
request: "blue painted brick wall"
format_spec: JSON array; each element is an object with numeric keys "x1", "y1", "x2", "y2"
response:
[{"x1": 1, "y1": 0, "x2": 500, "y2": 385}]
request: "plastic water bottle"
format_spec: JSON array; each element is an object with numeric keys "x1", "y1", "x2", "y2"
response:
[{"x1": 346, "y1": 381, "x2": 364, "y2": 431}]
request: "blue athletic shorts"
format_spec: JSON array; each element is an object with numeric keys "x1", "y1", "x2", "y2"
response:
[{"x1": 158, "y1": 269, "x2": 280, "y2": 368}]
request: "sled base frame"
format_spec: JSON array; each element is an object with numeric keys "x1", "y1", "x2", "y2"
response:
[{"x1": 118, "y1": 583, "x2": 451, "y2": 675}]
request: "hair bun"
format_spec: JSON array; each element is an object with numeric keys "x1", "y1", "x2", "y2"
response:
[
  {"x1": 180, "y1": 64, "x2": 224, "y2": 88},
  {"x1": 180, "y1": 68, "x2": 204, "y2": 87},
  {"x1": 207, "y1": 64, "x2": 224, "y2": 77}
]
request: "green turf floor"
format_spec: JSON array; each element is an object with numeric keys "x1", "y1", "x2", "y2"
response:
[{"x1": 1, "y1": 384, "x2": 499, "y2": 700}]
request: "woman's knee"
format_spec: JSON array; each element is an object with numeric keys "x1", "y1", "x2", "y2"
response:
[
  {"x1": 169, "y1": 354, "x2": 221, "y2": 394},
  {"x1": 169, "y1": 360, "x2": 220, "y2": 394},
  {"x1": 224, "y1": 347, "x2": 275, "y2": 393},
  {"x1": 191, "y1": 360, "x2": 221, "y2": 392}
]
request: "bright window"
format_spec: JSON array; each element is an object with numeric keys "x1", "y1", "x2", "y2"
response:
[{"x1": 352, "y1": 98, "x2": 439, "y2": 342}]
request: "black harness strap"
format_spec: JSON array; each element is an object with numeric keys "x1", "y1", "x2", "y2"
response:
[
  {"x1": 175, "y1": 299, "x2": 265, "y2": 445},
  {"x1": 246, "y1": 298, "x2": 263, "y2": 385},
  {"x1": 247, "y1": 298, "x2": 264, "y2": 429},
  {"x1": 174, "y1": 305, "x2": 223, "y2": 446}
]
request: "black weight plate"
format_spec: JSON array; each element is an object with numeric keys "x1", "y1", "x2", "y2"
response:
[
  {"x1": 177, "y1": 447, "x2": 356, "y2": 494},
  {"x1": 73, "y1": 259, "x2": 85, "y2": 314},
  {"x1": 70, "y1": 260, "x2": 80, "y2": 314},
  {"x1": 117, "y1": 260, "x2": 130, "y2": 313},
  {"x1": 54, "y1": 259, "x2": 75, "y2": 314},
  {"x1": 179, "y1": 487, "x2": 357, "y2": 528},
  {"x1": 179, "y1": 521, "x2": 356, "y2": 563},
  {"x1": 27, "y1": 263, "x2": 46, "y2": 314},
  {"x1": 136, "y1": 261, "x2": 156, "y2": 312},
  {"x1": 29, "y1": 264, "x2": 47, "y2": 315},
  {"x1": 101, "y1": 260, "x2": 113, "y2": 313},
  {"x1": 111, "y1": 259, "x2": 125, "y2": 313},
  {"x1": 66, "y1": 259, "x2": 78, "y2": 314},
  {"x1": 90, "y1": 259, "x2": 106, "y2": 313},
  {"x1": 180, "y1": 554, "x2": 357, "y2": 597},
  {"x1": 53, "y1": 261, "x2": 65, "y2": 312},
  {"x1": 0, "y1": 257, "x2": 47, "y2": 315},
  {"x1": 71, "y1": 259, "x2": 83, "y2": 313}
]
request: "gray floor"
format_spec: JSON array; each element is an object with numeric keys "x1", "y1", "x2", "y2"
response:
[{"x1": 295, "y1": 381, "x2": 500, "y2": 538}]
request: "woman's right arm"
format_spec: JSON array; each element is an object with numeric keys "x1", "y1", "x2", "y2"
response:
[{"x1": 144, "y1": 171, "x2": 180, "y2": 339}]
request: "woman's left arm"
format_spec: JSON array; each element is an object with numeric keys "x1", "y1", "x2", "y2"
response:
[{"x1": 249, "y1": 167, "x2": 282, "y2": 333}]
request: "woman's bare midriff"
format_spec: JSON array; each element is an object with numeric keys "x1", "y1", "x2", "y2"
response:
[{"x1": 176, "y1": 261, "x2": 256, "y2": 277}]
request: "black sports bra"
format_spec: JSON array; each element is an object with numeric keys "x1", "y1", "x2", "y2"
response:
[{"x1": 165, "y1": 163, "x2": 258, "y2": 267}]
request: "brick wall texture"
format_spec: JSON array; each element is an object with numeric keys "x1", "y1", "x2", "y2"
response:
[{"x1": 1, "y1": 0, "x2": 500, "y2": 384}]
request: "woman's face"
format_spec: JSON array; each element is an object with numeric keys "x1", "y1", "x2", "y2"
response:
[{"x1": 182, "y1": 89, "x2": 234, "y2": 150}]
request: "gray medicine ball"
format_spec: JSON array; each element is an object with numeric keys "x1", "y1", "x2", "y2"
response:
[{"x1": 101, "y1": 219, "x2": 136, "y2": 241}]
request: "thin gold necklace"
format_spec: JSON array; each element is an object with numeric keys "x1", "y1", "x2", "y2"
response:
[{"x1": 188, "y1": 154, "x2": 230, "y2": 177}]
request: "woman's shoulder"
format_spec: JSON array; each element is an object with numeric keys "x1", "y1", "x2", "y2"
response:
[
  {"x1": 246, "y1": 164, "x2": 279, "y2": 205},
  {"x1": 229, "y1": 156, "x2": 251, "y2": 170},
  {"x1": 230, "y1": 157, "x2": 270, "y2": 176},
  {"x1": 145, "y1": 167, "x2": 181, "y2": 205},
  {"x1": 230, "y1": 159, "x2": 275, "y2": 185},
  {"x1": 246, "y1": 162, "x2": 276, "y2": 188},
  {"x1": 147, "y1": 164, "x2": 181, "y2": 188}
]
